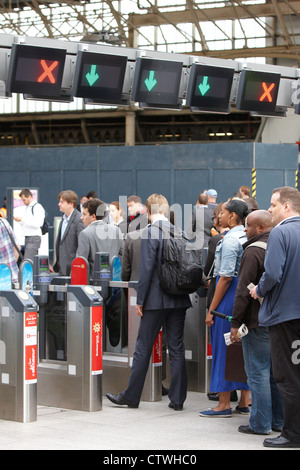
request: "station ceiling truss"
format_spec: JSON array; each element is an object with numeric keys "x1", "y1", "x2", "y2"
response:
[
  {"x1": 0, "y1": 1, "x2": 299, "y2": 64},
  {"x1": 0, "y1": 1, "x2": 299, "y2": 146}
]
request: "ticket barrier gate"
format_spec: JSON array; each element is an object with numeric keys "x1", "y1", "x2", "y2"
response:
[
  {"x1": 32, "y1": 256, "x2": 103, "y2": 412},
  {"x1": 184, "y1": 292, "x2": 211, "y2": 393},
  {"x1": 0, "y1": 289, "x2": 38, "y2": 422},
  {"x1": 93, "y1": 252, "x2": 162, "y2": 402},
  {"x1": 99, "y1": 280, "x2": 162, "y2": 402},
  {"x1": 184, "y1": 247, "x2": 212, "y2": 393}
]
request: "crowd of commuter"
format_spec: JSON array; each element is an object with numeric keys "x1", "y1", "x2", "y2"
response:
[{"x1": 0, "y1": 184, "x2": 300, "y2": 449}]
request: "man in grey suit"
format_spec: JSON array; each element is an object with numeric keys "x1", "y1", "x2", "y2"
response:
[
  {"x1": 107, "y1": 194, "x2": 191, "y2": 410},
  {"x1": 76, "y1": 198, "x2": 124, "y2": 277},
  {"x1": 54, "y1": 190, "x2": 84, "y2": 276}
]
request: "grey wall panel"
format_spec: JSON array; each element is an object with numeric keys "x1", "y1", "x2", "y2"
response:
[
  {"x1": 174, "y1": 169, "x2": 210, "y2": 205},
  {"x1": 0, "y1": 171, "x2": 30, "y2": 192},
  {"x1": 171, "y1": 142, "x2": 253, "y2": 169},
  {"x1": 100, "y1": 170, "x2": 134, "y2": 203},
  {"x1": 213, "y1": 168, "x2": 252, "y2": 204},
  {"x1": 255, "y1": 143, "x2": 298, "y2": 209},
  {"x1": 136, "y1": 169, "x2": 171, "y2": 203},
  {"x1": 0, "y1": 143, "x2": 297, "y2": 238},
  {"x1": 256, "y1": 169, "x2": 287, "y2": 210},
  {"x1": 63, "y1": 170, "x2": 98, "y2": 200},
  {"x1": 255, "y1": 143, "x2": 297, "y2": 170},
  {"x1": 29, "y1": 170, "x2": 61, "y2": 212}
]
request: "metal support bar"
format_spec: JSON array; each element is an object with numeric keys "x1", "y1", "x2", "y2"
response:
[{"x1": 0, "y1": 290, "x2": 38, "y2": 423}]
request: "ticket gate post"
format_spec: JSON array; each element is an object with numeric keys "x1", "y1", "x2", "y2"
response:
[
  {"x1": 31, "y1": 255, "x2": 103, "y2": 412},
  {"x1": 37, "y1": 283, "x2": 103, "y2": 412},
  {"x1": 0, "y1": 289, "x2": 38, "y2": 423},
  {"x1": 127, "y1": 281, "x2": 162, "y2": 402},
  {"x1": 32, "y1": 255, "x2": 51, "y2": 360},
  {"x1": 184, "y1": 247, "x2": 212, "y2": 393},
  {"x1": 184, "y1": 292, "x2": 211, "y2": 393}
]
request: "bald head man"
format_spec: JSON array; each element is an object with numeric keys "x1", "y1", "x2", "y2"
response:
[{"x1": 244, "y1": 209, "x2": 273, "y2": 240}]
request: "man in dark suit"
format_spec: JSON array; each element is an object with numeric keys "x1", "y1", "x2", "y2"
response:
[
  {"x1": 107, "y1": 193, "x2": 191, "y2": 410},
  {"x1": 126, "y1": 195, "x2": 148, "y2": 233},
  {"x1": 121, "y1": 229, "x2": 142, "y2": 282},
  {"x1": 53, "y1": 190, "x2": 84, "y2": 276}
]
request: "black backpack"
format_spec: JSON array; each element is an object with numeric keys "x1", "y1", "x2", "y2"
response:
[
  {"x1": 157, "y1": 224, "x2": 203, "y2": 295},
  {"x1": 32, "y1": 203, "x2": 50, "y2": 235}
]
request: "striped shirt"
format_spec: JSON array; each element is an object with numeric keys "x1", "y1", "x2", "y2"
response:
[{"x1": 0, "y1": 218, "x2": 19, "y2": 282}]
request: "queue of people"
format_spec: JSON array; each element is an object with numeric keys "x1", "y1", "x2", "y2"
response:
[{"x1": 1, "y1": 184, "x2": 300, "y2": 449}]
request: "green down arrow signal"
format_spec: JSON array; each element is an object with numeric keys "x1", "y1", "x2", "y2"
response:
[
  {"x1": 198, "y1": 76, "x2": 210, "y2": 96},
  {"x1": 144, "y1": 70, "x2": 157, "y2": 92},
  {"x1": 86, "y1": 65, "x2": 100, "y2": 86}
]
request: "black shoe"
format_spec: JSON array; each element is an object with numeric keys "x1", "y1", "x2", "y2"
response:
[
  {"x1": 207, "y1": 392, "x2": 219, "y2": 401},
  {"x1": 207, "y1": 391, "x2": 238, "y2": 402},
  {"x1": 168, "y1": 401, "x2": 183, "y2": 411},
  {"x1": 263, "y1": 435, "x2": 300, "y2": 448},
  {"x1": 106, "y1": 393, "x2": 139, "y2": 408},
  {"x1": 238, "y1": 425, "x2": 270, "y2": 436},
  {"x1": 162, "y1": 386, "x2": 169, "y2": 396}
]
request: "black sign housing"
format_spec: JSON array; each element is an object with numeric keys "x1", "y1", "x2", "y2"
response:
[
  {"x1": 186, "y1": 63, "x2": 235, "y2": 113},
  {"x1": 72, "y1": 51, "x2": 128, "y2": 104},
  {"x1": 131, "y1": 57, "x2": 183, "y2": 107},
  {"x1": 236, "y1": 69, "x2": 281, "y2": 113},
  {"x1": 6, "y1": 43, "x2": 66, "y2": 97}
]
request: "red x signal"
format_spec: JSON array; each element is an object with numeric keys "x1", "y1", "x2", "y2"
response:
[
  {"x1": 37, "y1": 60, "x2": 59, "y2": 84},
  {"x1": 259, "y1": 82, "x2": 275, "y2": 102}
]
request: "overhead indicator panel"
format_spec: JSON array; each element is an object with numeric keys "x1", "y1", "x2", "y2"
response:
[
  {"x1": 236, "y1": 69, "x2": 281, "y2": 113},
  {"x1": 131, "y1": 57, "x2": 183, "y2": 108},
  {"x1": 6, "y1": 44, "x2": 66, "y2": 97},
  {"x1": 186, "y1": 63, "x2": 235, "y2": 113},
  {"x1": 72, "y1": 51, "x2": 127, "y2": 104}
]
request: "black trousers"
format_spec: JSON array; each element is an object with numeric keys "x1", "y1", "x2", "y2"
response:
[
  {"x1": 269, "y1": 319, "x2": 300, "y2": 442},
  {"x1": 122, "y1": 308, "x2": 187, "y2": 406}
]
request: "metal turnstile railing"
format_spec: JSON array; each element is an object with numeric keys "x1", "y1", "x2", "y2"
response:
[
  {"x1": 0, "y1": 289, "x2": 38, "y2": 422},
  {"x1": 184, "y1": 292, "x2": 212, "y2": 393},
  {"x1": 37, "y1": 282, "x2": 103, "y2": 412}
]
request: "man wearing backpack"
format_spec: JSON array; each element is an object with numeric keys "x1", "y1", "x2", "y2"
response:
[
  {"x1": 13, "y1": 188, "x2": 45, "y2": 262},
  {"x1": 107, "y1": 193, "x2": 192, "y2": 410}
]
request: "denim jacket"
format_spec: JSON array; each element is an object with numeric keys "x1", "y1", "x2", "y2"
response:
[{"x1": 214, "y1": 225, "x2": 247, "y2": 278}]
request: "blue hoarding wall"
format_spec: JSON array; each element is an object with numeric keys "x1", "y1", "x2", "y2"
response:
[{"x1": 0, "y1": 142, "x2": 297, "y2": 226}]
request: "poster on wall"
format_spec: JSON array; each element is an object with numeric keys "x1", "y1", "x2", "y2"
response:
[{"x1": 6, "y1": 187, "x2": 49, "y2": 256}]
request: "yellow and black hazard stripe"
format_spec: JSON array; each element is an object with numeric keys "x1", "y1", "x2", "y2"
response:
[{"x1": 252, "y1": 168, "x2": 256, "y2": 199}]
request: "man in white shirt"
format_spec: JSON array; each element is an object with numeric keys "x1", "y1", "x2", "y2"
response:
[{"x1": 13, "y1": 188, "x2": 45, "y2": 262}]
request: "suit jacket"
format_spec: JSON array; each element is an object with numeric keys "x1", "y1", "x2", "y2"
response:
[
  {"x1": 76, "y1": 220, "x2": 124, "y2": 275},
  {"x1": 127, "y1": 210, "x2": 148, "y2": 233},
  {"x1": 137, "y1": 220, "x2": 192, "y2": 311},
  {"x1": 121, "y1": 229, "x2": 143, "y2": 282},
  {"x1": 190, "y1": 204, "x2": 214, "y2": 248},
  {"x1": 54, "y1": 209, "x2": 84, "y2": 276}
]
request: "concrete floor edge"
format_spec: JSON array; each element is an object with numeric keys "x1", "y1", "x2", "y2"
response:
[{"x1": 0, "y1": 391, "x2": 290, "y2": 451}]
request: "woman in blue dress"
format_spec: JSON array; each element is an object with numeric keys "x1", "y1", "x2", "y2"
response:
[{"x1": 199, "y1": 199, "x2": 251, "y2": 417}]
